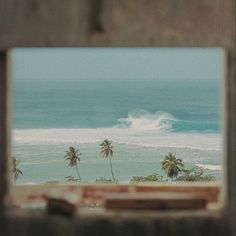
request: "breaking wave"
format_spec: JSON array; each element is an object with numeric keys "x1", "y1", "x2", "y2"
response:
[
  {"x1": 12, "y1": 110, "x2": 221, "y2": 151},
  {"x1": 117, "y1": 110, "x2": 175, "y2": 131}
]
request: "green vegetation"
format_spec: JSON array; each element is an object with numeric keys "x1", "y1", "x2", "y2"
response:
[
  {"x1": 177, "y1": 166, "x2": 216, "y2": 182},
  {"x1": 100, "y1": 139, "x2": 116, "y2": 182},
  {"x1": 130, "y1": 173, "x2": 166, "y2": 183},
  {"x1": 160, "y1": 154, "x2": 215, "y2": 182},
  {"x1": 14, "y1": 143, "x2": 217, "y2": 184},
  {"x1": 64, "y1": 146, "x2": 82, "y2": 181},
  {"x1": 12, "y1": 157, "x2": 23, "y2": 182},
  {"x1": 161, "y1": 152, "x2": 184, "y2": 181},
  {"x1": 95, "y1": 177, "x2": 113, "y2": 183},
  {"x1": 64, "y1": 176, "x2": 79, "y2": 182}
]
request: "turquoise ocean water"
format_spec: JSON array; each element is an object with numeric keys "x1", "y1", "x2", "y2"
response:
[
  {"x1": 12, "y1": 77, "x2": 223, "y2": 184},
  {"x1": 12, "y1": 48, "x2": 223, "y2": 184}
]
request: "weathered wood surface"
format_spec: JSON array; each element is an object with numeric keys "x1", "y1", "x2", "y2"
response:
[
  {"x1": 135, "y1": 184, "x2": 220, "y2": 203},
  {"x1": 0, "y1": 0, "x2": 91, "y2": 48},
  {"x1": 10, "y1": 184, "x2": 220, "y2": 207},
  {"x1": 101, "y1": 0, "x2": 234, "y2": 48},
  {"x1": 0, "y1": 52, "x2": 10, "y2": 212},
  {"x1": 0, "y1": 0, "x2": 234, "y2": 48},
  {"x1": 225, "y1": 52, "x2": 236, "y2": 234},
  {"x1": 105, "y1": 192, "x2": 207, "y2": 210}
]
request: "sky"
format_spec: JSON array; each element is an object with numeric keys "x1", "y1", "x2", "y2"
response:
[{"x1": 12, "y1": 48, "x2": 224, "y2": 81}]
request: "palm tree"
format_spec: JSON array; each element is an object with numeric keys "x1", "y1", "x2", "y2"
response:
[
  {"x1": 161, "y1": 153, "x2": 184, "y2": 181},
  {"x1": 100, "y1": 139, "x2": 116, "y2": 182},
  {"x1": 12, "y1": 157, "x2": 23, "y2": 183},
  {"x1": 64, "y1": 146, "x2": 82, "y2": 181}
]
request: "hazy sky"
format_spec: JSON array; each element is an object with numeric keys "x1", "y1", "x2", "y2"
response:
[{"x1": 13, "y1": 48, "x2": 223, "y2": 81}]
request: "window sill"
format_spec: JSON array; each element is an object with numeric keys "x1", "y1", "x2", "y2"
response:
[{"x1": 10, "y1": 182, "x2": 221, "y2": 207}]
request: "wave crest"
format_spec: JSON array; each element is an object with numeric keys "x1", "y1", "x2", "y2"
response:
[
  {"x1": 117, "y1": 110, "x2": 175, "y2": 131},
  {"x1": 12, "y1": 110, "x2": 221, "y2": 150}
]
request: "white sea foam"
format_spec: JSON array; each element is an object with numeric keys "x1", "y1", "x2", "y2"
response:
[
  {"x1": 13, "y1": 127, "x2": 222, "y2": 151},
  {"x1": 12, "y1": 110, "x2": 222, "y2": 150},
  {"x1": 117, "y1": 110, "x2": 175, "y2": 131},
  {"x1": 196, "y1": 164, "x2": 222, "y2": 171}
]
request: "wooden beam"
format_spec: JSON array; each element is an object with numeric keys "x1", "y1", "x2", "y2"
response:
[
  {"x1": 105, "y1": 192, "x2": 207, "y2": 210},
  {"x1": 105, "y1": 0, "x2": 234, "y2": 48},
  {"x1": 0, "y1": 0, "x2": 90, "y2": 48},
  {"x1": 0, "y1": 0, "x2": 234, "y2": 48},
  {"x1": 0, "y1": 51, "x2": 11, "y2": 212},
  {"x1": 225, "y1": 52, "x2": 236, "y2": 234}
]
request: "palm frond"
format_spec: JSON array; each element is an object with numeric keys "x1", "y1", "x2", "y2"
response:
[
  {"x1": 12, "y1": 157, "x2": 23, "y2": 182},
  {"x1": 64, "y1": 146, "x2": 81, "y2": 166},
  {"x1": 161, "y1": 153, "x2": 185, "y2": 180},
  {"x1": 100, "y1": 139, "x2": 113, "y2": 158}
]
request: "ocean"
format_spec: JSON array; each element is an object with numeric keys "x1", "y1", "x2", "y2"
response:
[
  {"x1": 12, "y1": 49, "x2": 223, "y2": 184},
  {"x1": 12, "y1": 77, "x2": 223, "y2": 184}
]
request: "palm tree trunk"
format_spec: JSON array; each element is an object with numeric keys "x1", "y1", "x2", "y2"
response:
[
  {"x1": 108, "y1": 156, "x2": 116, "y2": 182},
  {"x1": 75, "y1": 164, "x2": 81, "y2": 181}
]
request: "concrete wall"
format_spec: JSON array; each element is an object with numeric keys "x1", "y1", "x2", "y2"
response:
[{"x1": 0, "y1": 0, "x2": 235, "y2": 235}]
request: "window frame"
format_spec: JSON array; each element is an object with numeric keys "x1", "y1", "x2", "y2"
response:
[
  {"x1": 9, "y1": 48, "x2": 225, "y2": 209},
  {"x1": 0, "y1": 48, "x2": 234, "y2": 235},
  {"x1": 0, "y1": 0, "x2": 235, "y2": 235}
]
